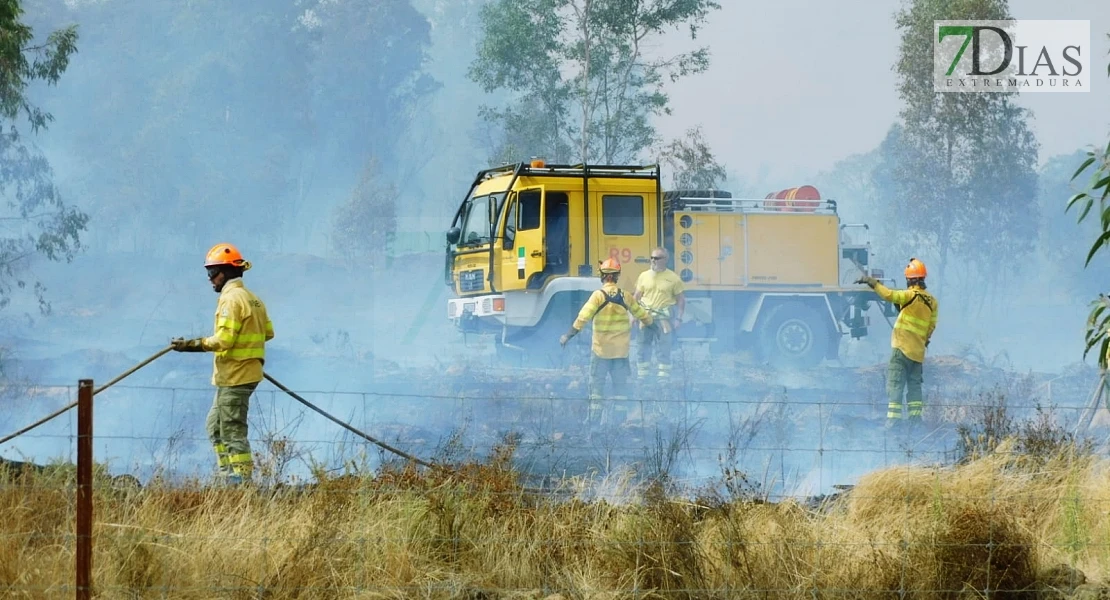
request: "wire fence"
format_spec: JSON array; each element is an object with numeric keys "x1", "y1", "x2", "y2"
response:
[
  {"x1": 1, "y1": 374, "x2": 1108, "y2": 598},
  {"x1": 1, "y1": 376, "x2": 1107, "y2": 482}
]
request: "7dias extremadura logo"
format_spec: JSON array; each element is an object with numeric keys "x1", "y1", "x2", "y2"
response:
[{"x1": 933, "y1": 20, "x2": 1089, "y2": 92}]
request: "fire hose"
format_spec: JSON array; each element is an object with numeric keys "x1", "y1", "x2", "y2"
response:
[
  {"x1": 0, "y1": 345, "x2": 439, "y2": 470},
  {"x1": 261, "y1": 373, "x2": 435, "y2": 469},
  {"x1": 0, "y1": 345, "x2": 175, "y2": 447}
]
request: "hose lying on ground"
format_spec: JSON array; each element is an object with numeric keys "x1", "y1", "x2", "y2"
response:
[
  {"x1": 0, "y1": 346, "x2": 441, "y2": 471},
  {"x1": 262, "y1": 372, "x2": 437, "y2": 469}
]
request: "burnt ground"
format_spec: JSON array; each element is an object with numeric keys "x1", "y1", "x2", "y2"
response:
[
  {"x1": 380, "y1": 350, "x2": 1106, "y2": 499},
  {"x1": 0, "y1": 338, "x2": 1105, "y2": 503},
  {"x1": 0, "y1": 250, "x2": 1105, "y2": 500}
]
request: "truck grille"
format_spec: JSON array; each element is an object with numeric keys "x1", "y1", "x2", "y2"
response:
[{"x1": 458, "y1": 269, "x2": 484, "y2": 293}]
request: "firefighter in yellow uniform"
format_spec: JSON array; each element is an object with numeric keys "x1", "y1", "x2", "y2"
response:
[
  {"x1": 560, "y1": 258, "x2": 655, "y2": 425},
  {"x1": 634, "y1": 247, "x2": 686, "y2": 380},
  {"x1": 172, "y1": 243, "x2": 275, "y2": 484},
  {"x1": 856, "y1": 258, "x2": 937, "y2": 425}
]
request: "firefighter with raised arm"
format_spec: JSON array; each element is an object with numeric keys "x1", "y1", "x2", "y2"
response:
[
  {"x1": 171, "y1": 243, "x2": 275, "y2": 484},
  {"x1": 856, "y1": 258, "x2": 938, "y2": 427},
  {"x1": 560, "y1": 258, "x2": 655, "y2": 425}
]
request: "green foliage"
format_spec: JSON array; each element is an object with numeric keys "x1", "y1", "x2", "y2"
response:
[
  {"x1": 468, "y1": 0, "x2": 574, "y2": 162},
  {"x1": 0, "y1": 0, "x2": 77, "y2": 136},
  {"x1": 1040, "y1": 151, "x2": 1098, "y2": 257},
  {"x1": 469, "y1": 0, "x2": 721, "y2": 164},
  {"x1": 655, "y1": 125, "x2": 727, "y2": 190},
  {"x1": 1061, "y1": 468, "x2": 1088, "y2": 563},
  {"x1": 302, "y1": 0, "x2": 440, "y2": 173},
  {"x1": 0, "y1": 0, "x2": 87, "y2": 314},
  {"x1": 30, "y1": 0, "x2": 435, "y2": 254},
  {"x1": 811, "y1": 149, "x2": 882, "y2": 226},
  {"x1": 1066, "y1": 33, "x2": 1110, "y2": 368},
  {"x1": 1031, "y1": 150, "x2": 1110, "y2": 298},
  {"x1": 330, "y1": 158, "x2": 397, "y2": 269},
  {"x1": 879, "y1": 0, "x2": 1039, "y2": 303}
]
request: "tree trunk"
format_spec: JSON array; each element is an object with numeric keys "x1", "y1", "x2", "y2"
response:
[
  {"x1": 580, "y1": 0, "x2": 591, "y2": 164},
  {"x1": 937, "y1": 131, "x2": 955, "y2": 301},
  {"x1": 937, "y1": 237, "x2": 949, "y2": 302}
]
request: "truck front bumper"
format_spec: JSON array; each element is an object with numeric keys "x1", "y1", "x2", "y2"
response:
[{"x1": 447, "y1": 295, "x2": 506, "y2": 333}]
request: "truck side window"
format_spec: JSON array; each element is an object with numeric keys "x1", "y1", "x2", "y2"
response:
[
  {"x1": 519, "y1": 190, "x2": 542, "y2": 231},
  {"x1": 602, "y1": 194, "x2": 644, "y2": 236},
  {"x1": 502, "y1": 199, "x2": 518, "y2": 249}
]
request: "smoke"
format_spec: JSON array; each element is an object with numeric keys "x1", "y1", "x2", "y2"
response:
[{"x1": 1, "y1": 0, "x2": 1107, "y2": 499}]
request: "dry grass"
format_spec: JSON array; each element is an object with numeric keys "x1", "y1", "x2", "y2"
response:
[{"x1": 2, "y1": 436, "x2": 1109, "y2": 599}]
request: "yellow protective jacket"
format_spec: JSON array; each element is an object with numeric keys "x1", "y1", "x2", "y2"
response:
[
  {"x1": 873, "y1": 282, "x2": 937, "y2": 364},
  {"x1": 572, "y1": 282, "x2": 653, "y2": 359},
  {"x1": 201, "y1": 278, "x2": 275, "y2": 386}
]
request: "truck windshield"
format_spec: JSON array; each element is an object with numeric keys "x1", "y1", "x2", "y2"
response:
[{"x1": 457, "y1": 192, "x2": 506, "y2": 247}]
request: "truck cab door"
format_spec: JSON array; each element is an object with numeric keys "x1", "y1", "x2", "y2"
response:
[
  {"x1": 501, "y1": 186, "x2": 546, "y2": 290},
  {"x1": 593, "y1": 192, "x2": 655, "y2": 294}
]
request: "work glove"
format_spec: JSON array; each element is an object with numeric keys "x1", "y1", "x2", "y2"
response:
[
  {"x1": 170, "y1": 337, "x2": 205, "y2": 352},
  {"x1": 854, "y1": 275, "x2": 877, "y2": 288},
  {"x1": 559, "y1": 328, "x2": 578, "y2": 347}
]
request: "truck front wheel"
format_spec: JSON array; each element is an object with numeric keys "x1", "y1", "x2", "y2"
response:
[{"x1": 755, "y1": 300, "x2": 830, "y2": 369}]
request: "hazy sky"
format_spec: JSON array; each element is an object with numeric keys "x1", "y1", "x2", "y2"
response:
[{"x1": 654, "y1": 0, "x2": 1110, "y2": 182}]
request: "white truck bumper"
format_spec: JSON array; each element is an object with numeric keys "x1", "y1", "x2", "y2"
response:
[{"x1": 447, "y1": 294, "x2": 507, "y2": 322}]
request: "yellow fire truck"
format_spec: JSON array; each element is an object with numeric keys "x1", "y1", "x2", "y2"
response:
[{"x1": 444, "y1": 160, "x2": 894, "y2": 368}]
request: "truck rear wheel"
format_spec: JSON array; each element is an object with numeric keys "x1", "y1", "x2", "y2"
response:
[{"x1": 755, "y1": 300, "x2": 830, "y2": 369}]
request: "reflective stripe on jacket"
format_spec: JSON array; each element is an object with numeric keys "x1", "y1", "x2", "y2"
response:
[
  {"x1": 873, "y1": 282, "x2": 937, "y2": 363},
  {"x1": 202, "y1": 278, "x2": 275, "y2": 386},
  {"x1": 572, "y1": 282, "x2": 653, "y2": 359}
]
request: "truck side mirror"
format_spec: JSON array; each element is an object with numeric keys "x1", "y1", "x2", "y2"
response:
[{"x1": 446, "y1": 227, "x2": 461, "y2": 244}]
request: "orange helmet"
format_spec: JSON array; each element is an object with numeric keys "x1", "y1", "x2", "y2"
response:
[
  {"x1": 904, "y1": 257, "x2": 927, "y2": 279},
  {"x1": 598, "y1": 258, "x2": 622, "y2": 274},
  {"x1": 204, "y1": 243, "x2": 250, "y2": 270}
]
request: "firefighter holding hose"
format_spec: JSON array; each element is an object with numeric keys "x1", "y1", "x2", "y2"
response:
[
  {"x1": 560, "y1": 258, "x2": 655, "y2": 425},
  {"x1": 171, "y1": 243, "x2": 274, "y2": 484},
  {"x1": 634, "y1": 247, "x2": 686, "y2": 381},
  {"x1": 856, "y1": 258, "x2": 938, "y2": 427}
]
